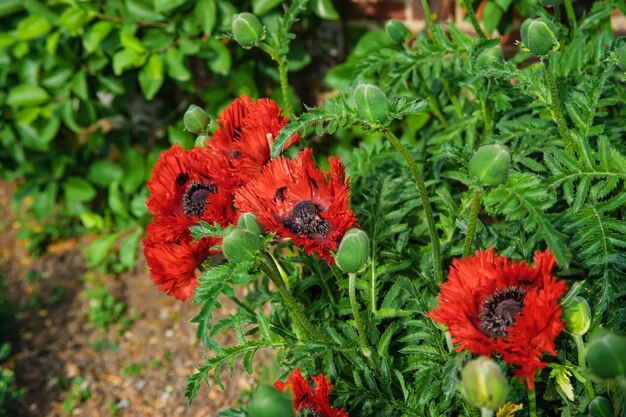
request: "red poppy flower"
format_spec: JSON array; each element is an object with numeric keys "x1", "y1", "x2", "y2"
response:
[
  {"x1": 235, "y1": 148, "x2": 357, "y2": 264},
  {"x1": 275, "y1": 369, "x2": 349, "y2": 417},
  {"x1": 146, "y1": 144, "x2": 236, "y2": 242},
  {"x1": 428, "y1": 248, "x2": 567, "y2": 389},
  {"x1": 207, "y1": 95, "x2": 299, "y2": 183},
  {"x1": 143, "y1": 227, "x2": 216, "y2": 301}
]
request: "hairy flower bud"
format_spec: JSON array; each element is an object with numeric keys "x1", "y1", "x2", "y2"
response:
[
  {"x1": 237, "y1": 212, "x2": 262, "y2": 235},
  {"x1": 184, "y1": 104, "x2": 210, "y2": 134},
  {"x1": 586, "y1": 331, "x2": 626, "y2": 379},
  {"x1": 589, "y1": 396, "x2": 614, "y2": 417},
  {"x1": 461, "y1": 357, "x2": 508, "y2": 410},
  {"x1": 521, "y1": 18, "x2": 558, "y2": 56},
  {"x1": 222, "y1": 226, "x2": 263, "y2": 264},
  {"x1": 232, "y1": 13, "x2": 264, "y2": 48},
  {"x1": 353, "y1": 84, "x2": 390, "y2": 124},
  {"x1": 562, "y1": 296, "x2": 591, "y2": 336},
  {"x1": 469, "y1": 144, "x2": 511, "y2": 187},
  {"x1": 476, "y1": 47, "x2": 503, "y2": 70},
  {"x1": 385, "y1": 19, "x2": 410, "y2": 43},
  {"x1": 335, "y1": 228, "x2": 370, "y2": 273},
  {"x1": 248, "y1": 385, "x2": 295, "y2": 417}
]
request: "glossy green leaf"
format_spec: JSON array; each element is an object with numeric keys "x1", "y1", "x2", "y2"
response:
[
  {"x1": 125, "y1": 0, "x2": 165, "y2": 21},
  {"x1": 207, "y1": 38, "x2": 231, "y2": 75},
  {"x1": 83, "y1": 21, "x2": 114, "y2": 54},
  {"x1": 119, "y1": 228, "x2": 143, "y2": 270},
  {"x1": 64, "y1": 177, "x2": 97, "y2": 203},
  {"x1": 164, "y1": 47, "x2": 191, "y2": 81},
  {"x1": 112, "y1": 49, "x2": 147, "y2": 75},
  {"x1": 252, "y1": 0, "x2": 283, "y2": 15},
  {"x1": 15, "y1": 15, "x2": 51, "y2": 40},
  {"x1": 42, "y1": 67, "x2": 73, "y2": 90},
  {"x1": 311, "y1": 0, "x2": 339, "y2": 20},
  {"x1": 85, "y1": 233, "x2": 120, "y2": 267},
  {"x1": 0, "y1": 0, "x2": 22, "y2": 18},
  {"x1": 138, "y1": 54, "x2": 164, "y2": 100},
  {"x1": 87, "y1": 160, "x2": 124, "y2": 187},
  {"x1": 71, "y1": 70, "x2": 89, "y2": 100},
  {"x1": 154, "y1": 0, "x2": 186, "y2": 13},
  {"x1": 120, "y1": 31, "x2": 147, "y2": 53},
  {"x1": 59, "y1": 6, "x2": 91, "y2": 34},
  {"x1": 108, "y1": 181, "x2": 129, "y2": 218},
  {"x1": 194, "y1": 0, "x2": 217, "y2": 34},
  {"x1": 0, "y1": 33, "x2": 14, "y2": 48},
  {"x1": 6, "y1": 84, "x2": 49, "y2": 107},
  {"x1": 482, "y1": 1, "x2": 504, "y2": 34},
  {"x1": 45, "y1": 31, "x2": 61, "y2": 55}
]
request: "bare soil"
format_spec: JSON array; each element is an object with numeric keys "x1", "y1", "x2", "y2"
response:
[{"x1": 0, "y1": 182, "x2": 255, "y2": 417}]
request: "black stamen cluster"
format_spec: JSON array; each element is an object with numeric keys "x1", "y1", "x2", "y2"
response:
[
  {"x1": 182, "y1": 181, "x2": 217, "y2": 217},
  {"x1": 479, "y1": 286, "x2": 526, "y2": 338},
  {"x1": 283, "y1": 200, "x2": 330, "y2": 239}
]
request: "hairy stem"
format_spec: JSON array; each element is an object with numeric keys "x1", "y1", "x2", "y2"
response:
[
  {"x1": 260, "y1": 256, "x2": 328, "y2": 342},
  {"x1": 574, "y1": 334, "x2": 596, "y2": 400},
  {"x1": 528, "y1": 388, "x2": 538, "y2": 417},
  {"x1": 542, "y1": 58, "x2": 574, "y2": 157},
  {"x1": 419, "y1": 0, "x2": 440, "y2": 46},
  {"x1": 463, "y1": 188, "x2": 481, "y2": 257},
  {"x1": 564, "y1": 0, "x2": 576, "y2": 32},
  {"x1": 463, "y1": 0, "x2": 486, "y2": 38},
  {"x1": 381, "y1": 129, "x2": 442, "y2": 282},
  {"x1": 278, "y1": 57, "x2": 293, "y2": 115},
  {"x1": 349, "y1": 273, "x2": 372, "y2": 357}
]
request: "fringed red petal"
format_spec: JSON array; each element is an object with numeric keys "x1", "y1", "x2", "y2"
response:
[{"x1": 274, "y1": 369, "x2": 349, "y2": 417}]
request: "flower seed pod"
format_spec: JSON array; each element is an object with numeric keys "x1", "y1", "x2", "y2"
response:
[
  {"x1": 237, "y1": 212, "x2": 262, "y2": 235},
  {"x1": 222, "y1": 226, "x2": 263, "y2": 264},
  {"x1": 353, "y1": 84, "x2": 390, "y2": 124},
  {"x1": 184, "y1": 104, "x2": 210, "y2": 134},
  {"x1": 521, "y1": 18, "x2": 558, "y2": 56},
  {"x1": 469, "y1": 144, "x2": 511, "y2": 187},
  {"x1": 461, "y1": 356, "x2": 508, "y2": 410},
  {"x1": 385, "y1": 19, "x2": 410, "y2": 43},
  {"x1": 232, "y1": 13, "x2": 264, "y2": 48},
  {"x1": 476, "y1": 47, "x2": 503, "y2": 70},
  {"x1": 335, "y1": 228, "x2": 370, "y2": 273},
  {"x1": 589, "y1": 396, "x2": 614, "y2": 417},
  {"x1": 248, "y1": 385, "x2": 295, "y2": 417},
  {"x1": 586, "y1": 331, "x2": 626, "y2": 379},
  {"x1": 562, "y1": 296, "x2": 591, "y2": 336}
]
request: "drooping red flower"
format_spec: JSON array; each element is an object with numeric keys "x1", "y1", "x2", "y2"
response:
[
  {"x1": 275, "y1": 369, "x2": 349, "y2": 417},
  {"x1": 143, "y1": 226, "x2": 216, "y2": 301},
  {"x1": 428, "y1": 248, "x2": 567, "y2": 389},
  {"x1": 235, "y1": 148, "x2": 357, "y2": 264},
  {"x1": 146, "y1": 144, "x2": 236, "y2": 242},
  {"x1": 206, "y1": 95, "x2": 299, "y2": 183}
]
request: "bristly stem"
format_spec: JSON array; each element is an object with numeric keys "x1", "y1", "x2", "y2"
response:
[
  {"x1": 574, "y1": 334, "x2": 596, "y2": 400},
  {"x1": 381, "y1": 129, "x2": 442, "y2": 282},
  {"x1": 278, "y1": 57, "x2": 293, "y2": 115},
  {"x1": 463, "y1": 188, "x2": 481, "y2": 257},
  {"x1": 463, "y1": 0, "x2": 486, "y2": 38},
  {"x1": 528, "y1": 388, "x2": 538, "y2": 417},
  {"x1": 542, "y1": 58, "x2": 574, "y2": 157},
  {"x1": 419, "y1": 0, "x2": 440, "y2": 46},
  {"x1": 260, "y1": 255, "x2": 328, "y2": 342},
  {"x1": 349, "y1": 273, "x2": 373, "y2": 358}
]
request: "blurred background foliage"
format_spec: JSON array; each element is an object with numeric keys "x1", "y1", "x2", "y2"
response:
[{"x1": 0, "y1": 0, "x2": 340, "y2": 271}]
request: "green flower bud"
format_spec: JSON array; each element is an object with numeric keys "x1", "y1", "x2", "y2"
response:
[
  {"x1": 184, "y1": 105, "x2": 210, "y2": 134},
  {"x1": 195, "y1": 135, "x2": 209, "y2": 147},
  {"x1": 232, "y1": 13, "x2": 264, "y2": 48},
  {"x1": 353, "y1": 84, "x2": 390, "y2": 124},
  {"x1": 586, "y1": 331, "x2": 626, "y2": 379},
  {"x1": 476, "y1": 47, "x2": 503, "y2": 70},
  {"x1": 237, "y1": 212, "x2": 262, "y2": 235},
  {"x1": 589, "y1": 396, "x2": 614, "y2": 417},
  {"x1": 385, "y1": 19, "x2": 410, "y2": 43},
  {"x1": 222, "y1": 226, "x2": 263, "y2": 264},
  {"x1": 335, "y1": 228, "x2": 370, "y2": 274},
  {"x1": 562, "y1": 296, "x2": 591, "y2": 336},
  {"x1": 469, "y1": 144, "x2": 511, "y2": 187},
  {"x1": 521, "y1": 18, "x2": 558, "y2": 56},
  {"x1": 248, "y1": 385, "x2": 295, "y2": 417},
  {"x1": 461, "y1": 357, "x2": 508, "y2": 410}
]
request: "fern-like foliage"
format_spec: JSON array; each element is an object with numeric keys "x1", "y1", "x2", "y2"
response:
[{"x1": 484, "y1": 172, "x2": 572, "y2": 266}]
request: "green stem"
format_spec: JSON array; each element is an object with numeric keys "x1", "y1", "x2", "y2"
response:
[
  {"x1": 462, "y1": 188, "x2": 481, "y2": 258},
  {"x1": 542, "y1": 58, "x2": 574, "y2": 157},
  {"x1": 563, "y1": 0, "x2": 576, "y2": 33},
  {"x1": 480, "y1": 408, "x2": 494, "y2": 417},
  {"x1": 419, "y1": 0, "x2": 440, "y2": 46},
  {"x1": 574, "y1": 334, "x2": 596, "y2": 400},
  {"x1": 463, "y1": 0, "x2": 486, "y2": 38},
  {"x1": 528, "y1": 388, "x2": 538, "y2": 417},
  {"x1": 278, "y1": 57, "x2": 293, "y2": 115},
  {"x1": 441, "y1": 77, "x2": 463, "y2": 118},
  {"x1": 348, "y1": 273, "x2": 372, "y2": 357},
  {"x1": 370, "y1": 259, "x2": 377, "y2": 314},
  {"x1": 381, "y1": 129, "x2": 442, "y2": 282},
  {"x1": 259, "y1": 257, "x2": 328, "y2": 342}
]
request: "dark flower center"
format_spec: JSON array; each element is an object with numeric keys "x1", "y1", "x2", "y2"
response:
[
  {"x1": 282, "y1": 200, "x2": 330, "y2": 240},
  {"x1": 479, "y1": 286, "x2": 526, "y2": 338},
  {"x1": 297, "y1": 407, "x2": 322, "y2": 417},
  {"x1": 274, "y1": 186, "x2": 288, "y2": 202},
  {"x1": 182, "y1": 181, "x2": 217, "y2": 217},
  {"x1": 176, "y1": 173, "x2": 189, "y2": 186}
]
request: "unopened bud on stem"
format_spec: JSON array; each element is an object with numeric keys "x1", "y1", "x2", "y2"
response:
[
  {"x1": 335, "y1": 228, "x2": 370, "y2": 273},
  {"x1": 232, "y1": 13, "x2": 264, "y2": 48},
  {"x1": 462, "y1": 357, "x2": 508, "y2": 411},
  {"x1": 184, "y1": 105, "x2": 210, "y2": 134},
  {"x1": 469, "y1": 144, "x2": 511, "y2": 187},
  {"x1": 353, "y1": 84, "x2": 390, "y2": 124},
  {"x1": 562, "y1": 296, "x2": 591, "y2": 336}
]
